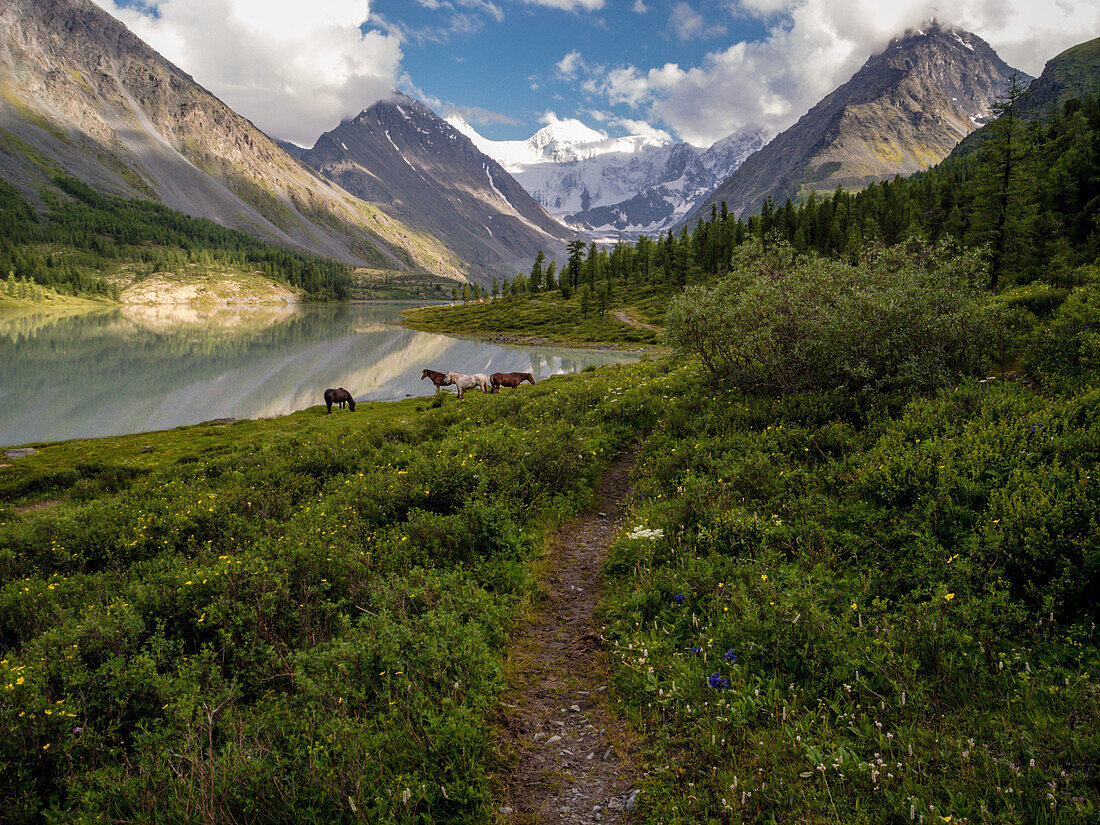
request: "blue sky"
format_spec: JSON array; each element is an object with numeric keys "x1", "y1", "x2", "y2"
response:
[
  {"x1": 96, "y1": 0, "x2": 1099, "y2": 148},
  {"x1": 375, "y1": 0, "x2": 771, "y2": 138}
]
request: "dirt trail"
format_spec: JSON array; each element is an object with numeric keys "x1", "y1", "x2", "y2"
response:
[
  {"x1": 610, "y1": 311, "x2": 663, "y2": 333},
  {"x1": 498, "y1": 454, "x2": 640, "y2": 823}
]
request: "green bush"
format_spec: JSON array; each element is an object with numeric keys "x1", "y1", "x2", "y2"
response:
[
  {"x1": 665, "y1": 241, "x2": 995, "y2": 395},
  {"x1": 599, "y1": 366, "x2": 1100, "y2": 825},
  {"x1": 1026, "y1": 279, "x2": 1100, "y2": 390}
]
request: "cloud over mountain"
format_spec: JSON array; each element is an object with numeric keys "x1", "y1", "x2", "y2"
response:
[
  {"x1": 91, "y1": 0, "x2": 402, "y2": 146},
  {"x1": 582, "y1": 0, "x2": 1100, "y2": 146}
]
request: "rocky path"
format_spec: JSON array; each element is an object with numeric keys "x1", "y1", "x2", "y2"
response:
[{"x1": 497, "y1": 453, "x2": 640, "y2": 824}]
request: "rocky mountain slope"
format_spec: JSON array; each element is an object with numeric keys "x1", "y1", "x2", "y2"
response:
[
  {"x1": 0, "y1": 0, "x2": 464, "y2": 279},
  {"x1": 450, "y1": 115, "x2": 766, "y2": 240},
  {"x1": 564, "y1": 128, "x2": 766, "y2": 239},
  {"x1": 683, "y1": 23, "x2": 1024, "y2": 222},
  {"x1": 942, "y1": 35, "x2": 1100, "y2": 164},
  {"x1": 302, "y1": 93, "x2": 575, "y2": 281},
  {"x1": 1015, "y1": 36, "x2": 1100, "y2": 118}
]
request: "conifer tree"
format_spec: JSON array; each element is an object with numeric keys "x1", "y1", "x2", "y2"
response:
[
  {"x1": 970, "y1": 73, "x2": 1031, "y2": 291},
  {"x1": 530, "y1": 249, "x2": 545, "y2": 293},
  {"x1": 566, "y1": 240, "x2": 586, "y2": 290}
]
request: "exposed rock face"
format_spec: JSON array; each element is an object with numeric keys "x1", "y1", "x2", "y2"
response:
[
  {"x1": 0, "y1": 0, "x2": 464, "y2": 278},
  {"x1": 303, "y1": 93, "x2": 575, "y2": 282},
  {"x1": 683, "y1": 23, "x2": 1026, "y2": 222},
  {"x1": 1015, "y1": 37, "x2": 1100, "y2": 118}
]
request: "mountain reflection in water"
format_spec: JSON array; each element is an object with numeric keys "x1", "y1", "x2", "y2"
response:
[{"x1": 0, "y1": 302, "x2": 640, "y2": 447}]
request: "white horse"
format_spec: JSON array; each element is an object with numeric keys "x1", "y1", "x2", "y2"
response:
[{"x1": 445, "y1": 372, "x2": 490, "y2": 398}]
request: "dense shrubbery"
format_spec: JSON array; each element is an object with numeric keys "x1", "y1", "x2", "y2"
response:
[
  {"x1": 1025, "y1": 268, "x2": 1100, "y2": 391},
  {"x1": 666, "y1": 240, "x2": 995, "y2": 394},
  {"x1": 599, "y1": 362, "x2": 1099, "y2": 824},
  {"x1": 0, "y1": 367, "x2": 662, "y2": 823}
]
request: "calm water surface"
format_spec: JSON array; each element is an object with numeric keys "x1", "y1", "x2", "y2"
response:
[{"x1": 0, "y1": 302, "x2": 640, "y2": 447}]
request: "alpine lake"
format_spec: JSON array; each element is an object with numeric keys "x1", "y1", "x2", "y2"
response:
[{"x1": 0, "y1": 301, "x2": 641, "y2": 448}]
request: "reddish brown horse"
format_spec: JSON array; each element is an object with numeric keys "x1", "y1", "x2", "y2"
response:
[
  {"x1": 490, "y1": 372, "x2": 535, "y2": 393},
  {"x1": 421, "y1": 369, "x2": 452, "y2": 389}
]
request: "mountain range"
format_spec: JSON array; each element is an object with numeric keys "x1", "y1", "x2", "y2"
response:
[
  {"x1": 301, "y1": 93, "x2": 574, "y2": 279},
  {"x1": 448, "y1": 115, "x2": 767, "y2": 240},
  {"x1": 0, "y1": 0, "x2": 474, "y2": 278},
  {"x1": 0, "y1": 0, "x2": 1080, "y2": 286},
  {"x1": 0, "y1": 0, "x2": 573, "y2": 285},
  {"x1": 683, "y1": 23, "x2": 1025, "y2": 224}
]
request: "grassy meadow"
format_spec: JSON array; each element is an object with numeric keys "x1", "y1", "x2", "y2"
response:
[
  {"x1": 0, "y1": 371, "x2": 662, "y2": 823},
  {"x1": 600, "y1": 368, "x2": 1098, "y2": 824},
  {"x1": 401, "y1": 284, "x2": 667, "y2": 347}
]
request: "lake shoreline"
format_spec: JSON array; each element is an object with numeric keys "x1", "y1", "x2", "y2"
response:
[{"x1": 0, "y1": 302, "x2": 639, "y2": 448}]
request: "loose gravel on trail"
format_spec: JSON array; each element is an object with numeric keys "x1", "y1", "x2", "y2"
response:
[{"x1": 498, "y1": 453, "x2": 641, "y2": 824}]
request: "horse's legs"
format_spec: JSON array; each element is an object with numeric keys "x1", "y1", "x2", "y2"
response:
[{"x1": 326, "y1": 401, "x2": 332, "y2": 414}]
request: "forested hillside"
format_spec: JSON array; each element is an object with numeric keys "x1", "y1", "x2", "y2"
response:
[{"x1": 0, "y1": 176, "x2": 351, "y2": 301}]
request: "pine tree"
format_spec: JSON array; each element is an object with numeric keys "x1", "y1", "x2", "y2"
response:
[
  {"x1": 566, "y1": 240, "x2": 586, "y2": 290},
  {"x1": 530, "y1": 249, "x2": 545, "y2": 293},
  {"x1": 970, "y1": 73, "x2": 1030, "y2": 291}
]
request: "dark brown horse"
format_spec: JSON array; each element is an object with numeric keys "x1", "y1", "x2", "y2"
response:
[
  {"x1": 490, "y1": 372, "x2": 535, "y2": 393},
  {"x1": 421, "y1": 369, "x2": 452, "y2": 389},
  {"x1": 324, "y1": 387, "x2": 356, "y2": 413}
]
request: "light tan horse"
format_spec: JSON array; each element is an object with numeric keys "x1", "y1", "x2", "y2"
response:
[{"x1": 445, "y1": 372, "x2": 490, "y2": 398}]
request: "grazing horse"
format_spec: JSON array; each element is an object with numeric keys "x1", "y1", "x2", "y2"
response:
[
  {"x1": 324, "y1": 387, "x2": 356, "y2": 413},
  {"x1": 421, "y1": 368, "x2": 452, "y2": 389},
  {"x1": 490, "y1": 371, "x2": 536, "y2": 393},
  {"x1": 445, "y1": 372, "x2": 490, "y2": 399}
]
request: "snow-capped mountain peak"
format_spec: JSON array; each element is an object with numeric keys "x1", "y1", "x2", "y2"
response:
[
  {"x1": 443, "y1": 113, "x2": 766, "y2": 241},
  {"x1": 527, "y1": 117, "x2": 608, "y2": 151},
  {"x1": 444, "y1": 114, "x2": 671, "y2": 171}
]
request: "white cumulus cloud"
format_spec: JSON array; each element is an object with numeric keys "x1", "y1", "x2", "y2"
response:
[
  {"x1": 556, "y1": 50, "x2": 586, "y2": 79},
  {"x1": 91, "y1": 0, "x2": 403, "y2": 146},
  {"x1": 587, "y1": 0, "x2": 1100, "y2": 146}
]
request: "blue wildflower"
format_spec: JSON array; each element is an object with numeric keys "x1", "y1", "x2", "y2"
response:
[
  {"x1": 723, "y1": 649, "x2": 737, "y2": 661},
  {"x1": 673, "y1": 594, "x2": 685, "y2": 605},
  {"x1": 690, "y1": 646, "x2": 703, "y2": 655},
  {"x1": 707, "y1": 672, "x2": 729, "y2": 689},
  {"x1": 1030, "y1": 423, "x2": 1044, "y2": 433}
]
